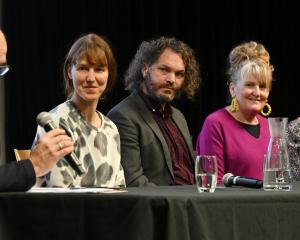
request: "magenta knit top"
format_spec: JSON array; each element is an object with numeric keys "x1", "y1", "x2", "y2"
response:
[{"x1": 196, "y1": 108, "x2": 270, "y2": 183}]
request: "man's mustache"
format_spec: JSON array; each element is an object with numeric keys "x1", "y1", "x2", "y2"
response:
[{"x1": 160, "y1": 82, "x2": 174, "y2": 89}]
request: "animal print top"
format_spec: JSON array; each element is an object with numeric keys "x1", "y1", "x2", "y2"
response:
[
  {"x1": 286, "y1": 117, "x2": 300, "y2": 181},
  {"x1": 32, "y1": 101, "x2": 125, "y2": 188}
]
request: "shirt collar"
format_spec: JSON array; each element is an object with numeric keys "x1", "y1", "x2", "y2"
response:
[{"x1": 138, "y1": 90, "x2": 172, "y2": 119}]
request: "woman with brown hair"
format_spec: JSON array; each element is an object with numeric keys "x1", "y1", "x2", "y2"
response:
[{"x1": 32, "y1": 33, "x2": 125, "y2": 188}]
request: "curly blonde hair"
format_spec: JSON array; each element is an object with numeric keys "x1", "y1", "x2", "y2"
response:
[
  {"x1": 124, "y1": 37, "x2": 201, "y2": 99},
  {"x1": 227, "y1": 41, "x2": 274, "y2": 89}
]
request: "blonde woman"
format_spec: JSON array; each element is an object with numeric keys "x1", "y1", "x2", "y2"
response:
[{"x1": 197, "y1": 41, "x2": 273, "y2": 183}]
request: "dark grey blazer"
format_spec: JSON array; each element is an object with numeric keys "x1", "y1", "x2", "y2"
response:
[
  {"x1": 0, "y1": 160, "x2": 35, "y2": 191},
  {"x1": 107, "y1": 91, "x2": 195, "y2": 186}
]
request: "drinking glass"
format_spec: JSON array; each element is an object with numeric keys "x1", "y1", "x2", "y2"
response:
[{"x1": 195, "y1": 155, "x2": 218, "y2": 193}]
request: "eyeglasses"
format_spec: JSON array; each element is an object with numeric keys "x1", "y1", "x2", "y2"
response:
[{"x1": 0, "y1": 65, "x2": 10, "y2": 76}]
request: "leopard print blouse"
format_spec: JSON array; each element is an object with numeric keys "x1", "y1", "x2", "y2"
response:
[
  {"x1": 286, "y1": 117, "x2": 300, "y2": 181},
  {"x1": 32, "y1": 101, "x2": 125, "y2": 188}
]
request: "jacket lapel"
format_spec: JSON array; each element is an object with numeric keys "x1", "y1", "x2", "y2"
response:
[
  {"x1": 132, "y1": 92, "x2": 174, "y2": 178},
  {"x1": 172, "y1": 109, "x2": 195, "y2": 166}
]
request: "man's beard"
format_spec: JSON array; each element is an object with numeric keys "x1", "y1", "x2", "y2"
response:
[{"x1": 143, "y1": 73, "x2": 180, "y2": 104}]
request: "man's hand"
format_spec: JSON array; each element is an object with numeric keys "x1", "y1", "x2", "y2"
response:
[{"x1": 30, "y1": 129, "x2": 74, "y2": 177}]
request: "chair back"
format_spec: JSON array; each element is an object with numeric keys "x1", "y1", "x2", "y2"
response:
[{"x1": 14, "y1": 149, "x2": 31, "y2": 161}]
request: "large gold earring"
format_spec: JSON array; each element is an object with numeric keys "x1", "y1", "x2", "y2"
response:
[
  {"x1": 230, "y1": 96, "x2": 237, "y2": 112},
  {"x1": 260, "y1": 101, "x2": 272, "y2": 117}
]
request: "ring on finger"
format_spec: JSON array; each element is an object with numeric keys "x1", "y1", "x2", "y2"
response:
[{"x1": 58, "y1": 142, "x2": 63, "y2": 150}]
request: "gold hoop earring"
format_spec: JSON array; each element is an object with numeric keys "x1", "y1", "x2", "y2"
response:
[
  {"x1": 230, "y1": 96, "x2": 237, "y2": 112},
  {"x1": 260, "y1": 101, "x2": 272, "y2": 117}
]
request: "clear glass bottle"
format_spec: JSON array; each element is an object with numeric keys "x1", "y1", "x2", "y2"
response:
[{"x1": 263, "y1": 117, "x2": 292, "y2": 191}]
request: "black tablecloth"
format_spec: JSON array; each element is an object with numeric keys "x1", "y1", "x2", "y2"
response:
[{"x1": 1, "y1": 183, "x2": 300, "y2": 240}]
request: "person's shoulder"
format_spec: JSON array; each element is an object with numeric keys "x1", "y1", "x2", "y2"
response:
[
  {"x1": 102, "y1": 113, "x2": 119, "y2": 131},
  {"x1": 287, "y1": 117, "x2": 300, "y2": 139},
  {"x1": 288, "y1": 117, "x2": 300, "y2": 128},
  {"x1": 257, "y1": 114, "x2": 271, "y2": 128},
  {"x1": 170, "y1": 107, "x2": 187, "y2": 124},
  {"x1": 199, "y1": 108, "x2": 229, "y2": 135},
  {"x1": 48, "y1": 101, "x2": 70, "y2": 116},
  {"x1": 108, "y1": 92, "x2": 143, "y2": 117},
  {"x1": 205, "y1": 108, "x2": 228, "y2": 122},
  {"x1": 47, "y1": 101, "x2": 80, "y2": 128},
  {"x1": 109, "y1": 93, "x2": 136, "y2": 112},
  {"x1": 257, "y1": 114, "x2": 268, "y2": 121},
  {"x1": 170, "y1": 105, "x2": 183, "y2": 115}
]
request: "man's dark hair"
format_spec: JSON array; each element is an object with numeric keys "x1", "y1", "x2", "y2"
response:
[{"x1": 124, "y1": 37, "x2": 201, "y2": 99}]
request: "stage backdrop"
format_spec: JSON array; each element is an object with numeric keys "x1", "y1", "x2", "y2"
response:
[{"x1": 2, "y1": 0, "x2": 300, "y2": 161}]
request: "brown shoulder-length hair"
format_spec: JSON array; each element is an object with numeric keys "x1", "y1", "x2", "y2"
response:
[
  {"x1": 63, "y1": 33, "x2": 117, "y2": 98},
  {"x1": 124, "y1": 36, "x2": 201, "y2": 99}
]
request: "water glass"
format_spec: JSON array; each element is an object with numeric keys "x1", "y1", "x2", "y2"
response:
[{"x1": 195, "y1": 155, "x2": 218, "y2": 193}]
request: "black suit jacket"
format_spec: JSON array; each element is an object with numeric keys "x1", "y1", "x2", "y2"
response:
[
  {"x1": 0, "y1": 160, "x2": 36, "y2": 191},
  {"x1": 108, "y1": 91, "x2": 195, "y2": 186}
]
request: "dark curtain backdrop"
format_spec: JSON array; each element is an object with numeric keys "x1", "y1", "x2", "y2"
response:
[{"x1": 2, "y1": 0, "x2": 300, "y2": 161}]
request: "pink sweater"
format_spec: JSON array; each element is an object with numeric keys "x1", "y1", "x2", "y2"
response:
[{"x1": 196, "y1": 108, "x2": 270, "y2": 183}]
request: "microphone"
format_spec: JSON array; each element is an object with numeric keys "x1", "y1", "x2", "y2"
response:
[
  {"x1": 222, "y1": 173, "x2": 263, "y2": 188},
  {"x1": 36, "y1": 112, "x2": 86, "y2": 176}
]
